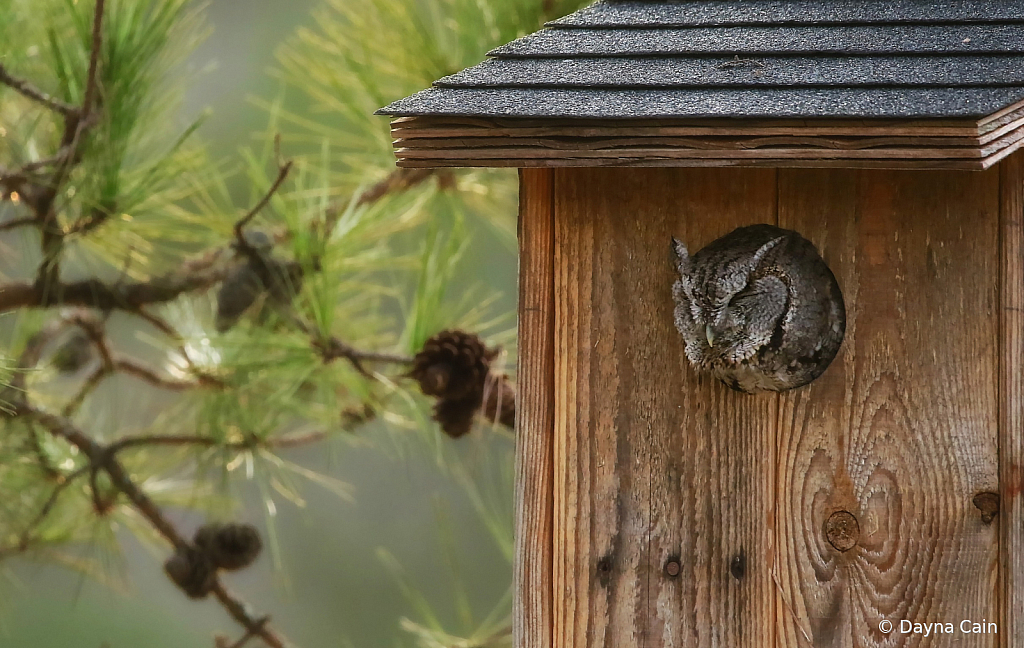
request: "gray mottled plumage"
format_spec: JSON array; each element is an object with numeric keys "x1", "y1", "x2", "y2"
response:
[{"x1": 672, "y1": 224, "x2": 845, "y2": 393}]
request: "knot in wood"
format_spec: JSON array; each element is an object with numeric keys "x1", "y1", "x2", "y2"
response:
[
  {"x1": 972, "y1": 492, "x2": 1000, "y2": 524},
  {"x1": 824, "y1": 510, "x2": 860, "y2": 552}
]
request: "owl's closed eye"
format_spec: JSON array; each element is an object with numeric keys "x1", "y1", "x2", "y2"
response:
[{"x1": 672, "y1": 224, "x2": 845, "y2": 393}]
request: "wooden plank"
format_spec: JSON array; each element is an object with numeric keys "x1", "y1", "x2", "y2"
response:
[
  {"x1": 1000, "y1": 151, "x2": 1024, "y2": 647},
  {"x1": 776, "y1": 167, "x2": 1001, "y2": 646},
  {"x1": 981, "y1": 97, "x2": 1024, "y2": 129},
  {"x1": 552, "y1": 168, "x2": 777, "y2": 647},
  {"x1": 515, "y1": 169, "x2": 556, "y2": 648},
  {"x1": 396, "y1": 135, "x2": 990, "y2": 151},
  {"x1": 397, "y1": 125, "x2": 1024, "y2": 156},
  {"x1": 396, "y1": 146, "x2": 1003, "y2": 161},
  {"x1": 393, "y1": 106, "x2": 1024, "y2": 144},
  {"x1": 392, "y1": 115, "x2": 991, "y2": 138},
  {"x1": 980, "y1": 106, "x2": 1024, "y2": 143},
  {"x1": 393, "y1": 124, "x2": 984, "y2": 140},
  {"x1": 979, "y1": 135, "x2": 1024, "y2": 169},
  {"x1": 396, "y1": 158, "x2": 990, "y2": 170}
]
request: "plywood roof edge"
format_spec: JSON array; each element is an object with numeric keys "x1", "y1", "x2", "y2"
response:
[{"x1": 388, "y1": 114, "x2": 994, "y2": 138}]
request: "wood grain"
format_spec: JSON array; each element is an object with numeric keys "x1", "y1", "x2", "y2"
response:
[
  {"x1": 514, "y1": 159, "x2": 1013, "y2": 648},
  {"x1": 389, "y1": 109, "x2": 1024, "y2": 171},
  {"x1": 1000, "y1": 151, "x2": 1024, "y2": 647},
  {"x1": 397, "y1": 158, "x2": 993, "y2": 171},
  {"x1": 392, "y1": 115, "x2": 1001, "y2": 138},
  {"x1": 551, "y1": 168, "x2": 778, "y2": 648},
  {"x1": 397, "y1": 135, "x2": 993, "y2": 151},
  {"x1": 515, "y1": 168, "x2": 556, "y2": 648},
  {"x1": 776, "y1": 168, "x2": 1002, "y2": 647}
]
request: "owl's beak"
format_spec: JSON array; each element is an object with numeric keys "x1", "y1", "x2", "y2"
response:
[{"x1": 705, "y1": 324, "x2": 716, "y2": 347}]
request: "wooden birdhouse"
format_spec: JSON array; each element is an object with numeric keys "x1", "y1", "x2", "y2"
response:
[{"x1": 378, "y1": 2, "x2": 1024, "y2": 646}]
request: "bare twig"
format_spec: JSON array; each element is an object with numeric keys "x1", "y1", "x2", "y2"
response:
[
  {"x1": 107, "y1": 428, "x2": 330, "y2": 454},
  {"x1": 65, "y1": 200, "x2": 115, "y2": 235},
  {"x1": 88, "y1": 462, "x2": 114, "y2": 514},
  {"x1": 81, "y1": 0, "x2": 106, "y2": 120},
  {"x1": 216, "y1": 617, "x2": 270, "y2": 648},
  {"x1": 0, "y1": 63, "x2": 77, "y2": 116},
  {"x1": 16, "y1": 465, "x2": 90, "y2": 549},
  {"x1": 313, "y1": 334, "x2": 413, "y2": 377},
  {"x1": 233, "y1": 156, "x2": 293, "y2": 252},
  {"x1": 317, "y1": 168, "x2": 439, "y2": 243},
  {"x1": 70, "y1": 312, "x2": 113, "y2": 367},
  {"x1": 5, "y1": 318, "x2": 71, "y2": 397},
  {"x1": 62, "y1": 364, "x2": 107, "y2": 416},
  {"x1": 0, "y1": 216, "x2": 37, "y2": 232},
  {"x1": 59, "y1": 314, "x2": 207, "y2": 414},
  {"x1": 112, "y1": 358, "x2": 202, "y2": 390},
  {"x1": 354, "y1": 168, "x2": 436, "y2": 209}
]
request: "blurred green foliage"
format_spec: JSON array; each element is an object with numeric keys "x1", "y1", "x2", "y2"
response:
[{"x1": 0, "y1": 0, "x2": 589, "y2": 646}]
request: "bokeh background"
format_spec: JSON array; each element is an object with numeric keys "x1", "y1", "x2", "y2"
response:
[{"x1": 0, "y1": 0, "x2": 524, "y2": 646}]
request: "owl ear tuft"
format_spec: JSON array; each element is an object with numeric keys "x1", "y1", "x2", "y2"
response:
[
  {"x1": 671, "y1": 237, "x2": 691, "y2": 275},
  {"x1": 751, "y1": 236, "x2": 785, "y2": 267}
]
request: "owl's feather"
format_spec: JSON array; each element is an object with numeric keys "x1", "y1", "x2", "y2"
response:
[{"x1": 671, "y1": 224, "x2": 845, "y2": 393}]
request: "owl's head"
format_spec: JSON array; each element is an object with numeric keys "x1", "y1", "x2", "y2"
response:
[{"x1": 672, "y1": 235, "x2": 788, "y2": 367}]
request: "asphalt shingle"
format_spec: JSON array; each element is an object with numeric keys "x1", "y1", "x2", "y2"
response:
[
  {"x1": 434, "y1": 56, "x2": 1024, "y2": 89},
  {"x1": 549, "y1": 0, "x2": 1024, "y2": 28},
  {"x1": 378, "y1": 0, "x2": 1024, "y2": 125},
  {"x1": 383, "y1": 86, "x2": 1024, "y2": 119}
]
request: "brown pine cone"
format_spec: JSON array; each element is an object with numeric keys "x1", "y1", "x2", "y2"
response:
[
  {"x1": 432, "y1": 397, "x2": 480, "y2": 439},
  {"x1": 195, "y1": 522, "x2": 263, "y2": 571},
  {"x1": 164, "y1": 546, "x2": 216, "y2": 599},
  {"x1": 410, "y1": 330, "x2": 498, "y2": 402},
  {"x1": 50, "y1": 331, "x2": 93, "y2": 374},
  {"x1": 482, "y1": 373, "x2": 516, "y2": 429}
]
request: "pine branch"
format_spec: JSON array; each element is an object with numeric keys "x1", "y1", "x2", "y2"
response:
[
  {"x1": 32, "y1": 0, "x2": 106, "y2": 291},
  {"x1": 0, "y1": 63, "x2": 78, "y2": 116},
  {"x1": 59, "y1": 312, "x2": 210, "y2": 415},
  {"x1": 0, "y1": 262, "x2": 230, "y2": 313},
  {"x1": 21, "y1": 406, "x2": 291, "y2": 648},
  {"x1": 81, "y1": 0, "x2": 106, "y2": 121}
]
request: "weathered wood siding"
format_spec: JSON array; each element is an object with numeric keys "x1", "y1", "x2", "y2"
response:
[
  {"x1": 516, "y1": 154, "x2": 1022, "y2": 647},
  {"x1": 1000, "y1": 153, "x2": 1024, "y2": 647},
  {"x1": 515, "y1": 168, "x2": 557, "y2": 648}
]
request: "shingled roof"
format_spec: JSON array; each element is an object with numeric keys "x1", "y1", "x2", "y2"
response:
[{"x1": 377, "y1": 0, "x2": 1024, "y2": 169}]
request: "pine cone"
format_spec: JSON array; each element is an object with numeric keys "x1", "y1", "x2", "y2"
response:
[
  {"x1": 263, "y1": 259, "x2": 304, "y2": 306},
  {"x1": 432, "y1": 397, "x2": 478, "y2": 439},
  {"x1": 195, "y1": 522, "x2": 262, "y2": 571},
  {"x1": 50, "y1": 331, "x2": 93, "y2": 374},
  {"x1": 482, "y1": 374, "x2": 516, "y2": 430},
  {"x1": 411, "y1": 330, "x2": 509, "y2": 438},
  {"x1": 215, "y1": 261, "x2": 264, "y2": 332},
  {"x1": 164, "y1": 546, "x2": 216, "y2": 599},
  {"x1": 410, "y1": 330, "x2": 497, "y2": 401}
]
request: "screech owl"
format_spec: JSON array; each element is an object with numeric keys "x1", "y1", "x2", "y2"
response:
[{"x1": 672, "y1": 224, "x2": 845, "y2": 393}]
